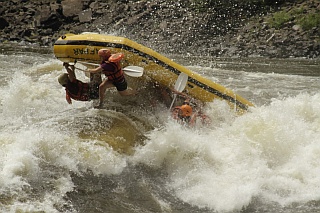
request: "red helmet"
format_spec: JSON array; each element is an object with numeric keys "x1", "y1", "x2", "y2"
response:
[
  {"x1": 179, "y1": 104, "x2": 193, "y2": 117},
  {"x1": 98, "y1": 49, "x2": 111, "y2": 59}
]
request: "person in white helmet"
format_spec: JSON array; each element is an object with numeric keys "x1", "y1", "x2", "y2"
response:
[{"x1": 58, "y1": 62, "x2": 101, "y2": 104}]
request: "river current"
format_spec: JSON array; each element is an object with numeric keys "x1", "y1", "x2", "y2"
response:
[{"x1": 0, "y1": 43, "x2": 320, "y2": 213}]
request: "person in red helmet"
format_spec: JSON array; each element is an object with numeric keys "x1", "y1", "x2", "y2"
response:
[
  {"x1": 86, "y1": 48, "x2": 136, "y2": 108},
  {"x1": 172, "y1": 104, "x2": 197, "y2": 126},
  {"x1": 171, "y1": 90, "x2": 211, "y2": 126}
]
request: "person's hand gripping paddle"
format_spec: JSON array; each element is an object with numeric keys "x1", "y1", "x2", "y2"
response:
[{"x1": 75, "y1": 61, "x2": 144, "y2": 77}]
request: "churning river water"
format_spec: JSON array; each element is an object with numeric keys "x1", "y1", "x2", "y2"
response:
[{"x1": 0, "y1": 43, "x2": 320, "y2": 213}]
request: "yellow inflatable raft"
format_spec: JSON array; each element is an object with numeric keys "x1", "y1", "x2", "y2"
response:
[{"x1": 53, "y1": 33, "x2": 254, "y2": 112}]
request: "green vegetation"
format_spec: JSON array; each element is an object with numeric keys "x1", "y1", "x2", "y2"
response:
[
  {"x1": 298, "y1": 13, "x2": 320, "y2": 30},
  {"x1": 268, "y1": 10, "x2": 291, "y2": 29},
  {"x1": 268, "y1": 5, "x2": 320, "y2": 30}
]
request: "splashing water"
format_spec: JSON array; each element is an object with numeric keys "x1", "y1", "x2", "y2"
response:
[{"x1": 1, "y1": 46, "x2": 320, "y2": 212}]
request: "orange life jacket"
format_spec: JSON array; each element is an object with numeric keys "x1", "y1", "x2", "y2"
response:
[
  {"x1": 102, "y1": 61, "x2": 125, "y2": 83},
  {"x1": 101, "y1": 53, "x2": 125, "y2": 83}
]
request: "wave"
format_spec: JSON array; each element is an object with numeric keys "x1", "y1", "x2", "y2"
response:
[
  {"x1": 1, "y1": 51, "x2": 320, "y2": 212},
  {"x1": 131, "y1": 93, "x2": 320, "y2": 211}
]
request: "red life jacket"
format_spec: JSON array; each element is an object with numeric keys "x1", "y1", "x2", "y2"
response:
[{"x1": 66, "y1": 79, "x2": 89, "y2": 101}]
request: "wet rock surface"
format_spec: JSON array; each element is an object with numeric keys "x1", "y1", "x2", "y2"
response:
[{"x1": 0, "y1": 0, "x2": 319, "y2": 58}]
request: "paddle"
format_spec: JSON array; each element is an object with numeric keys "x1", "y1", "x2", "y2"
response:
[
  {"x1": 75, "y1": 61, "x2": 144, "y2": 77},
  {"x1": 122, "y1": 66, "x2": 144, "y2": 77},
  {"x1": 169, "y1": 72, "x2": 188, "y2": 110}
]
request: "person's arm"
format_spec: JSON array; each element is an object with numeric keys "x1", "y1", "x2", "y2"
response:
[
  {"x1": 66, "y1": 92, "x2": 72, "y2": 104},
  {"x1": 63, "y1": 63, "x2": 76, "y2": 82},
  {"x1": 87, "y1": 66, "x2": 103, "y2": 74},
  {"x1": 171, "y1": 89, "x2": 190, "y2": 99},
  {"x1": 171, "y1": 89, "x2": 201, "y2": 107},
  {"x1": 189, "y1": 111, "x2": 198, "y2": 127}
]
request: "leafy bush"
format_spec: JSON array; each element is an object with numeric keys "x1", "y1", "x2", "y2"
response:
[
  {"x1": 268, "y1": 11, "x2": 291, "y2": 29},
  {"x1": 298, "y1": 13, "x2": 320, "y2": 30},
  {"x1": 267, "y1": 4, "x2": 319, "y2": 31}
]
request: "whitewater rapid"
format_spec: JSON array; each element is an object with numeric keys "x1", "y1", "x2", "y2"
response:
[{"x1": 0, "y1": 46, "x2": 320, "y2": 213}]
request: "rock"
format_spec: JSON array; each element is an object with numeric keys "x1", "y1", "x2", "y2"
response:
[
  {"x1": 37, "y1": 5, "x2": 51, "y2": 23},
  {"x1": 292, "y1": 25, "x2": 301, "y2": 31},
  {"x1": 79, "y1": 9, "x2": 92, "y2": 23},
  {"x1": 0, "y1": 0, "x2": 318, "y2": 59},
  {"x1": 40, "y1": 14, "x2": 63, "y2": 31},
  {"x1": 0, "y1": 17, "x2": 9, "y2": 30},
  {"x1": 89, "y1": 1, "x2": 99, "y2": 10},
  {"x1": 61, "y1": 0, "x2": 83, "y2": 17},
  {"x1": 50, "y1": 2, "x2": 60, "y2": 12}
]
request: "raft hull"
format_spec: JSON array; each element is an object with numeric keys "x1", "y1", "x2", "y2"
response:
[{"x1": 53, "y1": 33, "x2": 254, "y2": 112}]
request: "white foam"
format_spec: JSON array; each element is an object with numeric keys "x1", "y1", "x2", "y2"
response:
[
  {"x1": 0, "y1": 58, "x2": 129, "y2": 211},
  {"x1": 132, "y1": 93, "x2": 320, "y2": 212},
  {"x1": 1, "y1": 52, "x2": 320, "y2": 212}
]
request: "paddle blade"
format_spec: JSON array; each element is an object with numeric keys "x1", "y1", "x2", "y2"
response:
[
  {"x1": 169, "y1": 72, "x2": 189, "y2": 110},
  {"x1": 123, "y1": 66, "x2": 144, "y2": 73},
  {"x1": 174, "y1": 72, "x2": 188, "y2": 92},
  {"x1": 123, "y1": 66, "x2": 144, "y2": 77}
]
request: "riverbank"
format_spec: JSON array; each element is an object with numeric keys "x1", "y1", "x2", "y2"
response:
[{"x1": 0, "y1": 0, "x2": 319, "y2": 59}]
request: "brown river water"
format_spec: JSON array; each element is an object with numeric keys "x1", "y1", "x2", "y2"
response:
[{"x1": 0, "y1": 43, "x2": 320, "y2": 213}]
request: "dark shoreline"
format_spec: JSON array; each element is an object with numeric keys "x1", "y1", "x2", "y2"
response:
[{"x1": 0, "y1": 0, "x2": 319, "y2": 59}]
